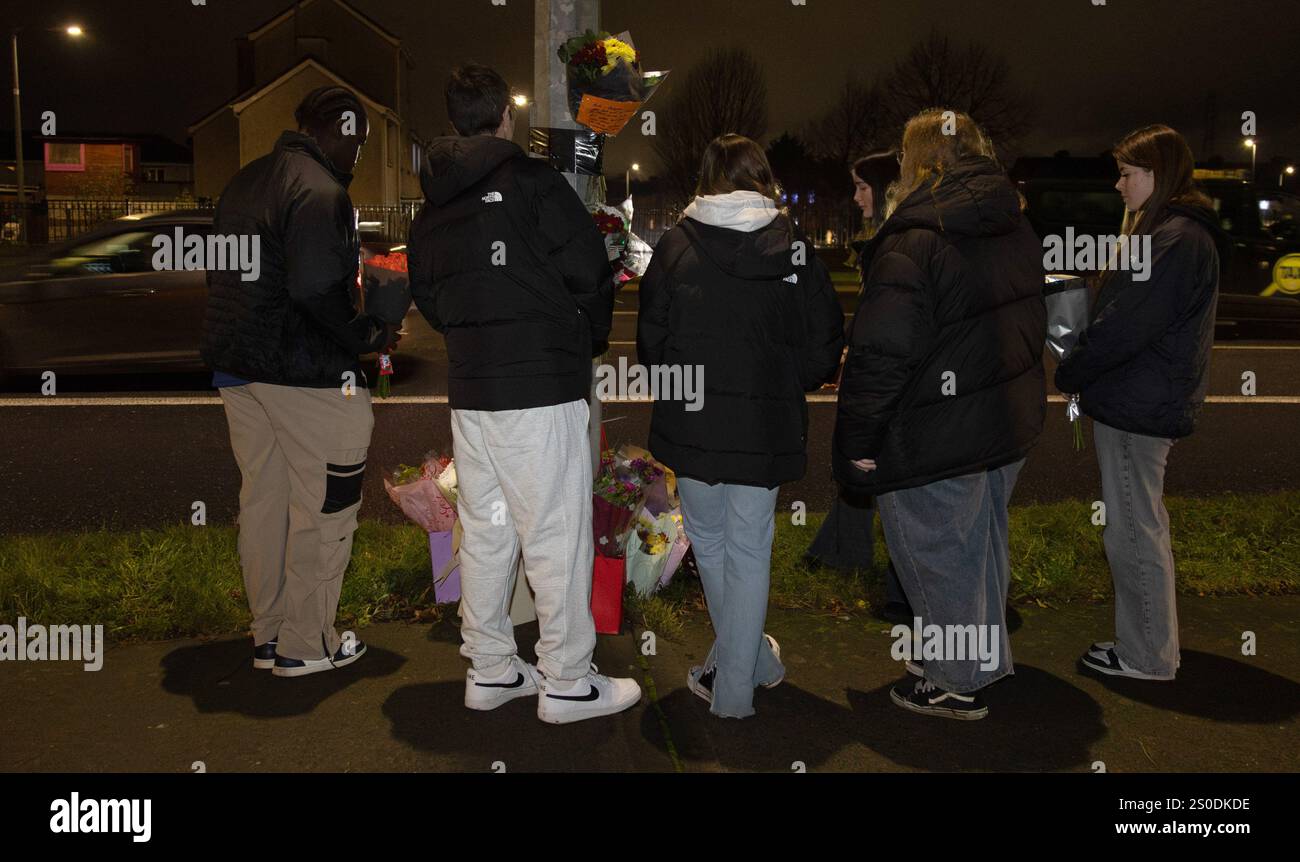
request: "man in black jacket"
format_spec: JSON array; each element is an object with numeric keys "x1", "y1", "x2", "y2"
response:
[
  {"x1": 408, "y1": 65, "x2": 639, "y2": 724},
  {"x1": 203, "y1": 86, "x2": 398, "y2": 678}
]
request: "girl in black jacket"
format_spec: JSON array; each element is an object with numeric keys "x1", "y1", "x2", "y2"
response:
[
  {"x1": 834, "y1": 110, "x2": 1047, "y2": 720},
  {"x1": 638, "y1": 135, "x2": 844, "y2": 718},
  {"x1": 1057, "y1": 124, "x2": 1223, "y2": 682}
]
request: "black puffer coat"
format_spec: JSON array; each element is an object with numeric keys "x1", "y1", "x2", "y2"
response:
[
  {"x1": 834, "y1": 156, "x2": 1047, "y2": 494},
  {"x1": 202, "y1": 131, "x2": 388, "y2": 388},
  {"x1": 637, "y1": 212, "x2": 845, "y2": 487},
  {"x1": 1055, "y1": 203, "x2": 1223, "y2": 439},
  {"x1": 408, "y1": 135, "x2": 614, "y2": 411}
]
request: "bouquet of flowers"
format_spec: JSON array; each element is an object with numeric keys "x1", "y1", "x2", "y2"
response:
[
  {"x1": 384, "y1": 451, "x2": 458, "y2": 533},
  {"x1": 591, "y1": 197, "x2": 654, "y2": 284},
  {"x1": 558, "y1": 30, "x2": 668, "y2": 136},
  {"x1": 593, "y1": 445, "x2": 666, "y2": 557},
  {"x1": 1045, "y1": 274, "x2": 1092, "y2": 450},
  {"x1": 361, "y1": 250, "x2": 410, "y2": 397}
]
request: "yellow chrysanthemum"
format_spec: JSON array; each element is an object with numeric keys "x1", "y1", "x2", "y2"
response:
[{"x1": 601, "y1": 37, "x2": 637, "y2": 73}]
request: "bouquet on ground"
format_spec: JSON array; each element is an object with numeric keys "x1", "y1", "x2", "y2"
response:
[
  {"x1": 361, "y1": 250, "x2": 410, "y2": 397},
  {"x1": 558, "y1": 30, "x2": 668, "y2": 136},
  {"x1": 592, "y1": 444, "x2": 666, "y2": 557},
  {"x1": 384, "y1": 451, "x2": 458, "y2": 534},
  {"x1": 1045, "y1": 274, "x2": 1091, "y2": 450},
  {"x1": 621, "y1": 447, "x2": 690, "y2": 597},
  {"x1": 592, "y1": 197, "x2": 653, "y2": 284}
]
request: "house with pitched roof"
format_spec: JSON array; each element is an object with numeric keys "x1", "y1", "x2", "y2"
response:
[{"x1": 189, "y1": 0, "x2": 424, "y2": 206}]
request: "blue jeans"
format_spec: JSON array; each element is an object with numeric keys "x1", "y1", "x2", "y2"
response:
[
  {"x1": 1094, "y1": 421, "x2": 1179, "y2": 678},
  {"x1": 677, "y1": 478, "x2": 785, "y2": 718},
  {"x1": 876, "y1": 460, "x2": 1023, "y2": 693}
]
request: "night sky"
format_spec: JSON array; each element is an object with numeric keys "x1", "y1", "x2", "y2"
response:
[{"x1": 8, "y1": 0, "x2": 1299, "y2": 177}]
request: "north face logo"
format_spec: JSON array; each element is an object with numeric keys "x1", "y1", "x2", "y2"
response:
[
  {"x1": 783, "y1": 273, "x2": 798, "y2": 283},
  {"x1": 482, "y1": 191, "x2": 503, "y2": 203}
]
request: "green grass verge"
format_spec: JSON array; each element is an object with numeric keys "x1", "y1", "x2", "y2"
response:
[{"x1": 2, "y1": 492, "x2": 1296, "y2": 643}]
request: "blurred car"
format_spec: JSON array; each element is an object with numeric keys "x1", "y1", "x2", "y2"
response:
[
  {"x1": 0, "y1": 210, "x2": 406, "y2": 378},
  {"x1": 1018, "y1": 168, "x2": 1300, "y2": 336}
]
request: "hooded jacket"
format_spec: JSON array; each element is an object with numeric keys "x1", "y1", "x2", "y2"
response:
[
  {"x1": 201, "y1": 131, "x2": 388, "y2": 388},
  {"x1": 637, "y1": 192, "x2": 845, "y2": 487},
  {"x1": 1055, "y1": 203, "x2": 1223, "y2": 439},
  {"x1": 833, "y1": 155, "x2": 1047, "y2": 494},
  {"x1": 407, "y1": 135, "x2": 615, "y2": 411}
]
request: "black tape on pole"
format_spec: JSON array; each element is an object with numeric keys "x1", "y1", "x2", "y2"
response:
[{"x1": 529, "y1": 126, "x2": 607, "y2": 176}]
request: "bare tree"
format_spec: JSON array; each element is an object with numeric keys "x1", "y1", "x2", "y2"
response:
[
  {"x1": 649, "y1": 47, "x2": 768, "y2": 207},
  {"x1": 879, "y1": 29, "x2": 1034, "y2": 149},
  {"x1": 805, "y1": 75, "x2": 887, "y2": 167}
]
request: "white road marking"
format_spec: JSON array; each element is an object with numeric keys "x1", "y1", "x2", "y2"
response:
[{"x1": 4, "y1": 394, "x2": 1300, "y2": 407}]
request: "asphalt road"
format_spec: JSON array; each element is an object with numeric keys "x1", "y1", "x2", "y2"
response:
[{"x1": 1, "y1": 287, "x2": 1298, "y2": 533}]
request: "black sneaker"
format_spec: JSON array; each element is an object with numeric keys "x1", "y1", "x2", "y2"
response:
[
  {"x1": 1080, "y1": 647, "x2": 1173, "y2": 681},
  {"x1": 253, "y1": 639, "x2": 277, "y2": 670},
  {"x1": 890, "y1": 678, "x2": 988, "y2": 720},
  {"x1": 272, "y1": 632, "x2": 366, "y2": 678},
  {"x1": 687, "y1": 665, "x2": 715, "y2": 705}
]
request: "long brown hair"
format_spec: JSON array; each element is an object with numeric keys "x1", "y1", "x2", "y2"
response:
[
  {"x1": 1112, "y1": 124, "x2": 1212, "y2": 238},
  {"x1": 888, "y1": 108, "x2": 998, "y2": 222},
  {"x1": 694, "y1": 134, "x2": 778, "y2": 199}
]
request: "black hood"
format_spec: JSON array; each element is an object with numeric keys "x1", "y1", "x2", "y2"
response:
[
  {"x1": 681, "y1": 212, "x2": 803, "y2": 281},
  {"x1": 420, "y1": 135, "x2": 523, "y2": 206},
  {"x1": 1164, "y1": 201, "x2": 1231, "y2": 257},
  {"x1": 876, "y1": 155, "x2": 1023, "y2": 245},
  {"x1": 275, "y1": 130, "x2": 353, "y2": 189}
]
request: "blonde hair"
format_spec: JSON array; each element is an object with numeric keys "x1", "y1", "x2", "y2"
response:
[{"x1": 889, "y1": 108, "x2": 998, "y2": 224}]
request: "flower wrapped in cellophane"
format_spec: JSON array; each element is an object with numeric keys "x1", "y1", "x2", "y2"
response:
[{"x1": 558, "y1": 30, "x2": 668, "y2": 136}]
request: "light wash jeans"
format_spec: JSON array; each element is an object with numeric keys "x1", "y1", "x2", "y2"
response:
[
  {"x1": 677, "y1": 477, "x2": 785, "y2": 718},
  {"x1": 876, "y1": 460, "x2": 1023, "y2": 693},
  {"x1": 1094, "y1": 421, "x2": 1179, "y2": 678},
  {"x1": 450, "y1": 399, "x2": 596, "y2": 681}
]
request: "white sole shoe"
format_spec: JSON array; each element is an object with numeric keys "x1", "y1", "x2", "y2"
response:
[
  {"x1": 537, "y1": 665, "x2": 642, "y2": 725},
  {"x1": 272, "y1": 641, "x2": 366, "y2": 677},
  {"x1": 465, "y1": 657, "x2": 539, "y2": 711},
  {"x1": 1081, "y1": 647, "x2": 1174, "y2": 681},
  {"x1": 760, "y1": 634, "x2": 784, "y2": 689}
]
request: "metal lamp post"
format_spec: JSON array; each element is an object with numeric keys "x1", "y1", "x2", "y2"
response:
[{"x1": 10, "y1": 24, "x2": 84, "y2": 244}]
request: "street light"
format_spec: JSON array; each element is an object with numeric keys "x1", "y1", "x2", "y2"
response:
[
  {"x1": 10, "y1": 23, "x2": 86, "y2": 243},
  {"x1": 1282, "y1": 165, "x2": 1296, "y2": 188},
  {"x1": 1243, "y1": 138, "x2": 1257, "y2": 182},
  {"x1": 624, "y1": 162, "x2": 639, "y2": 199}
]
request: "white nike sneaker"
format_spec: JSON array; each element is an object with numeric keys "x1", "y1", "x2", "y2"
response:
[
  {"x1": 465, "y1": 655, "x2": 539, "y2": 711},
  {"x1": 536, "y1": 663, "x2": 642, "y2": 725}
]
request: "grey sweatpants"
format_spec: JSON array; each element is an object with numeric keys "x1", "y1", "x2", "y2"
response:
[{"x1": 450, "y1": 399, "x2": 596, "y2": 681}]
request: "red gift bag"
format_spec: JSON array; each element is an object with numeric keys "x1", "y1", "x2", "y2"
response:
[{"x1": 591, "y1": 555, "x2": 625, "y2": 635}]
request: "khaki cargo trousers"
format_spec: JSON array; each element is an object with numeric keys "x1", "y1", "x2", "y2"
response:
[{"x1": 219, "y1": 382, "x2": 373, "y2": 661}]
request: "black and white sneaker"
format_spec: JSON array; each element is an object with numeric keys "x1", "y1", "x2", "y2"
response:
[
  {"x1": 253, "y1": 639, "x2": 277, "y2": 670},
  {"x1": 537, "y1": 663, "x2": 641, "y2": 725},
  {"x1": 687, "y1": 665, "x2": 715, "y2": 705},
  {"x1": 272, "y1": 632, "x2": 366, "y2": 678},
  {"x1": 465, "y1": 655, "x2": 539, "y2": 711},
  {"x1": 1080, "y1": 647, "x2": 1173, "y2": 681},
  {"x1": 760, "y1": 633, "x2": 784, "y2": 689},
  {"x1": 890, "y1": 678, "x2": 988, "y2": 720}
]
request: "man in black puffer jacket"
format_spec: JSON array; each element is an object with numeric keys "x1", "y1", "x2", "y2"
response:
[
  {"x1": 408, "y1": 65, "x2": 640, "y2": 725},
  {"x1": 203, "y1": 86, "x2": 399, "y2": 678},
  {"x1": 834, "y1": 110, "x2": 1046, "y2": 720}
]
